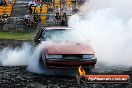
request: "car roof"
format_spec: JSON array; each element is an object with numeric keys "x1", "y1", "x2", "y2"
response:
[{"x1": 43, "y1": 27, "x2": 72, "y2": 30}]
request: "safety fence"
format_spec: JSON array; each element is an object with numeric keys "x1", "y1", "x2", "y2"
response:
[{"x1": 0, "y1": 13, "x2": 72, "y2": 32}]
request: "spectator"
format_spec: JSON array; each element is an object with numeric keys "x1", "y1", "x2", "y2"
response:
[
  {"x1": 62, "y1": 4, "x2": 67, "y2": 13},
  {"x1": 62, "y1": 5, "x2": 72, "y2": 16},
  {"x1": 36, "y1": 0, "x2": 41, "y2": 3},
  {"x1": 29, "y1": 15, "x2": 35, "y2": 27},
  {"x1": 47, "y1": 5, "x2": 53, "y2": 12},
  {"x1": 0, "y1": 15, "x2": 4, "y2": 28},
  {"x1": 60, "y1": 13, "x2": 68, "y2": 26},
  {"x1": 61, "y1": 0, "x2": 66, "y2": 6},
  {"x1": 36, "y1": 1, "x2": 41, "y2": 7},
  {"x1": 3, "y1": 0, "x2": 7, "y2": 7},
  {"x1": 24, "y1": 14, "x2": 35, "y2": 27},
  {"x1": 2, "y1": 11, "x2": 8, "y2": 18},
  {"x1": 2, "y1": 11, "x2": 8, "y2": 24},
  {"x1": 72, "y1": 0, "x2": 77, "y2": 4},
  {"x1": 47, "y1": 12, "x2": 54, "y2": 23},
  {"x1": 42, "y1": 0, "x2": 46, "y2": 4},
  {"x1": 24, "y1": 14, "x2": 30, "y2": 27},
  {"x1": 54, "y1": 6, "x2": 60, "y2": 14},
  {"x1": 63, "y1": 13, "x2": 67, "y2": 20},
  {"x1": 73, "y1": 6, "x2": 79, "y2": 14},
  {"x1": 8, "y1": 0, "x2": 12, "y2": 4},
  {"x1": 28, "y1": 5, "x2": 33, "y2": 14},
  {"x1": 33, "y1": 12, "x2": 41, "y2": 24},
  {"x1": 66, "y1": 6, "x2": 73, "y2": 16},
  {"x1": 28, "y1": 0, "x2": 36, "y2": 6},
  {"x1": 55, "y1": 13, "x2": 61, "y2": 25}
]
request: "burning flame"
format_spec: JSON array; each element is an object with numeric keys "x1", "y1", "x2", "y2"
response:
[{"x1": 78, "y1": 66, "x2": 86, "y2": 76}]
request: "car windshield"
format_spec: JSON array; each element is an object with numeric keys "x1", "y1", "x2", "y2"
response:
[{"x1": 42, "y1": 29, "x2": 86, "y2": 42}]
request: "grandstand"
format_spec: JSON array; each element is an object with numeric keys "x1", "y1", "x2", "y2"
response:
[
  {"x1": 0, "y1": 0, "x2": 83, "y2": 31},
  {"x1": 0, "y1": 0, "x2": 15, "y2": 16}
]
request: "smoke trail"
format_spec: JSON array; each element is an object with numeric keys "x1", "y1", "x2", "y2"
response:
[
  {"x1": 69, "y1": 0, "x2": 132, "y2": 66},
  {"x1": 0, "y1": 43, "x2": 32, "y2": 66},
  {"x1": 0, "y1": 43, "x2": 44, "y2": 74},
  {"x1": 0, "y1": 42, "x2": 76, "y2": 75}
]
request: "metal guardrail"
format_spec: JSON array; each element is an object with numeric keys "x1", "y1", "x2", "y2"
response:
[{"x1": 0, "y1": 13, "x2": 71, "y2": 31}]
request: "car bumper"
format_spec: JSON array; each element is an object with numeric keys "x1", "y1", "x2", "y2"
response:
[{"x1": 45, "y1": 58, "x2": 97, "y2": 68}]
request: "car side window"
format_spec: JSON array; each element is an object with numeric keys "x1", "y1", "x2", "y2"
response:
[{"x1": 42, "y1": 31, "x2": 49, "y2": 41}]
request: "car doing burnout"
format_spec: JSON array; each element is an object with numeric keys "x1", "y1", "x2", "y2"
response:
[{"x1": 34, "y1": 27, "x2": 97, "y2": 70}]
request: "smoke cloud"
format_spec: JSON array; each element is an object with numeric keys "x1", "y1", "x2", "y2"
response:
[
  {"x1": 0, "y1": 0, "x2": 132, "y2": 74},
  {"x1": 0, "y1": 43, "x2": 45, "y2": 74},
  {"x1": 69, "y1": 0, "x2": 132, "y2": 66}
]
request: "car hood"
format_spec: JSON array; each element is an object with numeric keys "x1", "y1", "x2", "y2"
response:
[{"x1": 42, "y1": 42, "x2": 94, "y2": 54}]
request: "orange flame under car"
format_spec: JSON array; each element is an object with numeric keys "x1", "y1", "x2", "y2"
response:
[{"x1": 78, "y1": 66, "x2": 86, "y2": 76}]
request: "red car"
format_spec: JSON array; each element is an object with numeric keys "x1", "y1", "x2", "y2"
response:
[{"x1": 34, "y1": 27, "x2": 97, "y2": 71}]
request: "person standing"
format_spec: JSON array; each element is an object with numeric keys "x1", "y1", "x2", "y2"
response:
[
  {"x1": 3, "y1": 0, "x2": 7, "y2": 7},
  {"x1": 73, "y1": 5, "x2": 79, "y2": 14},
  {"x1": 8, "y1": 0, "x2": 12, "y2": 4},
  {"x1": 60, "y1": 13, "x2": 68, "y2": 26},
  {"x1": 61, "y1": 0, "x2": 66, "y2": 6},
  {"x1": 54, "y1": 6, "x2": 61, "y2": 14},
  {"x1": 28, "y1": 0, "x2": 36, "y2": 6},
  {"x1": 62, "y1": 4, "x2": 67, "y2": 13},
  {"x1": 29, "y1": 5, "x2": 33, "y2": 14},
  {"x1": 2, "y1": 11, "x2": 8, "y2": 24},
  {"x1": 55, "y1": 13, "x2": 61, "y2": 25},
  {"x1": 66, "y1": 6, "x2": 72, "y2": 16}
]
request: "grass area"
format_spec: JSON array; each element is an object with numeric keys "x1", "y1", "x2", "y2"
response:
[{"x1": 0, "y1": 32, "x2": 35, "y2": 40}]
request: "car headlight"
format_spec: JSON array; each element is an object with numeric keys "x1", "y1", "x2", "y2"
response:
[
  {"x1": 46, "y1": 54, "x2": 62, "y2": 58},
  {"x1": 83, "y1": 54, "x2": 94, "y2": 59}
]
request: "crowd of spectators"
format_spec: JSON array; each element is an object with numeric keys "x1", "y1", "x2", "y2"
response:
[
  {"x1": 0, "y1": 0, "x2": 13, "y2": 28},
  {"x1": 0, "y1": 0, "x2": 13, "y2": 6},
  {"x1": 24, "y1": 0, "x2": 81, "y2": 27},
  {"x1": 23, "y1": 0, "x2": 41, "y2": 27},
  {"x1": 0, "y1": 0, "x2": 7, "y2": 6},
  {"x1": 45, "y1": 0, "x2": 80, "y2": 26},
  {"x1": 0, "y1": 0, "x2": 81, "y2": 28}
]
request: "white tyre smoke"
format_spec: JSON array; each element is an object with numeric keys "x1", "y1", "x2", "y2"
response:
[
  {"x1": 69, "y1": 0, "x2": 132, "y2": 66},
  {"x1": 0, "y1": 43, "x2": 44, "y2": 74}
]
